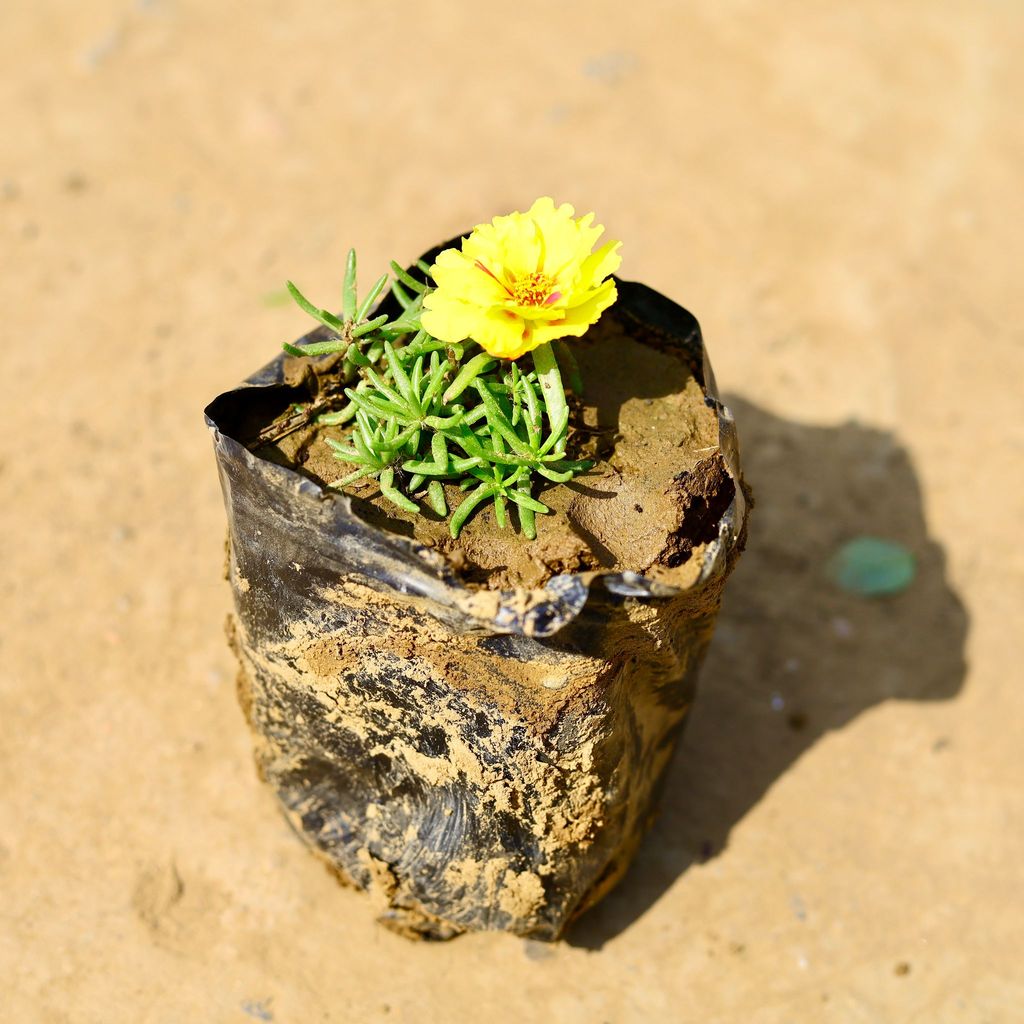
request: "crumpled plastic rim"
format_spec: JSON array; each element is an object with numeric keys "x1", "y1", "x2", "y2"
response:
[{"x1": 205, "y1": 254, "x2": 747, "y2": 639}]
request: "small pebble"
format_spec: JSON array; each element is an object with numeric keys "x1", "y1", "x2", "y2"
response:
[
  {"x1": 80, "y1": 27, "x2": 123, "y2": 69},
  {"x1": 523, "y1": 939, "x2": 555, "y2": 961},
  {"x1": 827, "y1": 537, "x2": 916, "y2": 596},
  {"x1": 831, "y1": 616, "x2": 854, "y2": 639},
  {"x1": 790, "y1": 893, "x2": 808, "y2": 921},
  {"x1": 241, "y1": 1000, "x2": 274, "y2": 1022},
  {"x1": 583, "y1": 50, "x2": 640, "y2": 85}
]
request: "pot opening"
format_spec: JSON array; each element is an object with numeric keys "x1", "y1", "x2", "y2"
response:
[{"x1": 233, "y1": 303, "x2": 736, "y2": 593}]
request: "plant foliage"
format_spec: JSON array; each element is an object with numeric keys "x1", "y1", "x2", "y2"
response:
[{"x1": 283, "y1": 250, "x2": 592, "y2": 539}]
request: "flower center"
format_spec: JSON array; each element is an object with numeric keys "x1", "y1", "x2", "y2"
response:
[
  {"x1": 509, "y1": 271, "x2": 559, "y2": 307},
  {"x1": 474, "y1": 260, "x2": 563, "y2": 308}
]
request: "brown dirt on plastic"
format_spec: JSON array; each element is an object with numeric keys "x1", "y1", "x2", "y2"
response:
[
  {"x1": 225, "y1": 553, "x2": 723, "y2": 938},
  {"x1": 257, "y1": 306, "x2": 731, "y2": 591},
  {"x1": 223, "y1": 331, "x2": 747, "y2": 935},
  {"x1": 222, "y1": 294, "x2": 749, "y2": 939}
]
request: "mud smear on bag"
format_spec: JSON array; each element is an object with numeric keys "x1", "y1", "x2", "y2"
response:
[{"x1": 206, "y1": 275, "x2": 749, "y2": 939}]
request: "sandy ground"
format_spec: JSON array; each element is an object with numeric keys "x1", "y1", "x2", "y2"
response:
[{"x1": 2, "y1": 1, "x2": 1023, "y2": 1021}]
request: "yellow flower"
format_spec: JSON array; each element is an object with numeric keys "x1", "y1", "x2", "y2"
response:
[{"x1": 420, "y1": 197, "x2": 622, "y2": 360}]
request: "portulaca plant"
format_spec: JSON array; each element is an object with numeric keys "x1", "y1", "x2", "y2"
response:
[{"x1": 282, "y1": 198, "x2": 622, "y2": 539}]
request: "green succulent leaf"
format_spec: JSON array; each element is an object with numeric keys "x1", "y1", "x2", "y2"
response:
[
  {"x1": 379, "y1": 467, "x2": 419, "y2": 513},
  {"x1": 443, "y1": 352, "x2": 498, "y2": 404},
  {"x1": 450, "y1": 483, "x2": 496, "y2": 538},
  {"x1": 389, "y1": 260, "x2": 428, "y2": 295},
  {"x1": 285, "y1": 281, "x2": 345, "y2": 334},
  {"x1": 279, "y1": 249, "x2": 594, "y2": 541},
  {"x1": 355, "y1": 274, "x2": 390, "y2": 322},
  {"x1": 282, "y1": 339, "x2": 349, "y2": 357},
  {"x1": 427, "y1": 480, "x2": 447, "y2": 516},
  {"x1": 342, "y1": 249, "x2": 358, "y2": 322}
]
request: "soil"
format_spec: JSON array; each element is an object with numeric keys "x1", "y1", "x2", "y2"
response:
[{"x1": 256, "y1": 306, "x2": 732, "y2": 591}]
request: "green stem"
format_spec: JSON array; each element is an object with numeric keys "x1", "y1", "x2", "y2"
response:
[{"x1": 531, "y1": 342, "x2": 568, "y2": 457}]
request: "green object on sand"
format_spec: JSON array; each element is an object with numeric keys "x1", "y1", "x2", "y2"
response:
[{"x1": 828, "y1": 537, "x2": 916, "y2": 596}]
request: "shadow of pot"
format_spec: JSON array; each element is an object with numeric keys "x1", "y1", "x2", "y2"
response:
[
  {"x1": 204, "y1": 246, "x2": 748, "y2": 940},
  {"x1": 568, "y1": 398, "x2": 969, "y2": 948}
]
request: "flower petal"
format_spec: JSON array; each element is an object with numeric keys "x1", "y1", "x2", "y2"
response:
[
  {"x1": 578, "y1": 240, "x2": 622, "y2": 289},
  {"x1": 560, "y1": 279, "x2": 618, "y2": 329},
  {"x1": 430, "y1": 246, "x2": 509, "y2": 304},
  {"x1": 421, "y1": 291, "x2": 483, "y2": 343},
  {"x1": 472, "y1": 309, "x2": 535, "y2": 360},
  {"x1": 425, "y1": 198, "x2": 621, "y2": 358}
]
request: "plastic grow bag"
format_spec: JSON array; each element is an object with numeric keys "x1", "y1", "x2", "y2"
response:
[{"x1": 205, "y1": 246, "x2": 747, "y2": 940}]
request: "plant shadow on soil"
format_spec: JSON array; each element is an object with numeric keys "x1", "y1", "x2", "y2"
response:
[{"x1": 567, "y1": 395, "x2": 969, "y2": 949}]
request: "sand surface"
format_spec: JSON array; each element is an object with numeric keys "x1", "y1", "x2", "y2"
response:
[{"x1": 2, "y1": 2, "x2": 1022, "y2": 1021}]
